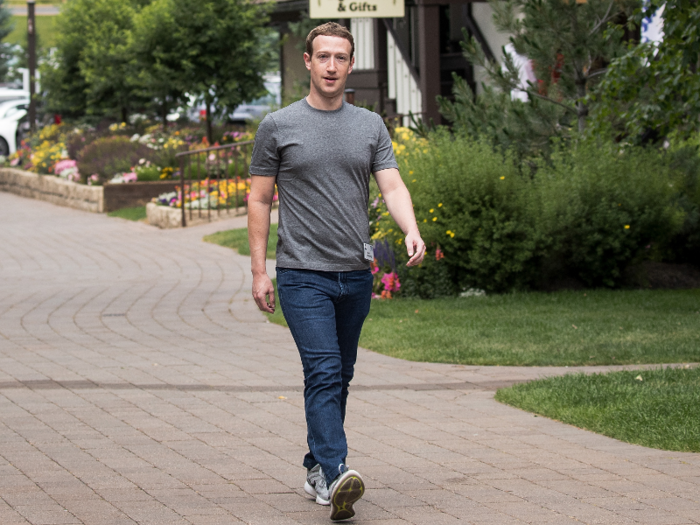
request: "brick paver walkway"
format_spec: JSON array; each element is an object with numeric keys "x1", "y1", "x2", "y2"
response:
[{"x1": 0, "y1": 191, "x2": 698, "y2": 525}]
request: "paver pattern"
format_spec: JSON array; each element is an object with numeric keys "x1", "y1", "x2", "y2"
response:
[{"x1": 0, "y1": 191, "x2": 698, "y2": 525}]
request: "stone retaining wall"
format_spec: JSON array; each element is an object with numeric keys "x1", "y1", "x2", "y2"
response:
[
  {"x1": 146, "y1": 202, "x2": 247, "y2": 229},
  {"x1": 103, "y1": 180, "x2": 179, "y2": 212},
  {"x1": 0, "y1": 168, "x2": 104, "y2": 213}
]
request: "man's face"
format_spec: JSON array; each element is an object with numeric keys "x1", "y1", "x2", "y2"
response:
[{"x1": 304, "y1": 35, "x2": 354, "y2": 101}]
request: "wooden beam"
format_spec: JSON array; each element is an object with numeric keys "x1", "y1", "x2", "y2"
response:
[{"x1": 418, "y1": 4, "x2": 441, "y2": 123}]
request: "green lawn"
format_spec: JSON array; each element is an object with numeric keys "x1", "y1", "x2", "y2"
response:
[
  {"x1": 204, "y1": 224, "x2": 278, "y2": 260},
  {"x1": 496, "y1": 366, "x2": 700, "y2": 452},
  {"x1": 8, "y1": 16, "x2": 58, "y2": 48},
  {"x1": 107, "y1": 206, "x2": 147, "y2": 222},
  {"x1": 358, "y1": 289, "x2": 700, "y2": 366}
]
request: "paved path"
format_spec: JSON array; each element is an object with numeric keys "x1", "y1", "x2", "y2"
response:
[{"x1": 0, "y1": 191, "x2": 698, "y2": 525}]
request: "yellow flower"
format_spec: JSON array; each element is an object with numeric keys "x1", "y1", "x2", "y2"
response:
[
  {"x1": 500, "y1": 176, "x2": 505, "y2": 180},
  {"x1": 446, "y1": 230, "x2": 455, "y2": 238},
  {"x1": 423, "y1": 219, "x2": 427, "y2": 222},
  {"x1": 624, "y1": 225, "x2": 630, "y2": 229},
  {"x1": 409, "y1": 171, "x2": 414, "y2": 175},
  {"x1": 432, "y1": 217, "x2": 437, "y2": 222},
  {"x1": 429, "y1": 209, "x2": 434, "y2": 213},
  {"x1": 412, "y1": 179, "x2": 416, "y2": 183},
  {"x1": 438, "y1": 203, "x2": 442, "y2": 207}
]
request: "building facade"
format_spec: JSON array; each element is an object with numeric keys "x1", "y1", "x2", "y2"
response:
[{"x1": 270, "y1": 0, "x2": 511, "y2": 125}]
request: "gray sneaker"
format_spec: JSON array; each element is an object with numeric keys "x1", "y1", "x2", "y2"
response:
[
  {"x1": 329, "y1": 465, "x2": 365, "y2": 521},
  {"x1": 304, "y1": 464, "x2": 330, "y2": 505}
]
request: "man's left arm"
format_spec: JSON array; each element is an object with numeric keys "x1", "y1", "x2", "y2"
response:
[{"x1": 374, "y1": 168, "x2": 426, "y2": 266}]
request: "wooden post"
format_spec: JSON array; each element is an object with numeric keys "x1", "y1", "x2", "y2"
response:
[
  {"x1": 27, "y1": 0, "x2": 36, "y2": 133},
  {"x1": 417, "y1": 3, "x2": 441, "y2": 124}
]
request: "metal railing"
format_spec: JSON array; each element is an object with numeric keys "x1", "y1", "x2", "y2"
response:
[{"x1": 175, "y1": 140, "x2": 254, "y2": 227}]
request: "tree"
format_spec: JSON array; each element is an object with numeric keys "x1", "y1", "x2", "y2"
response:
[
  {"x1": 439, "y1": 0, "x2": 638, "y2": 157},
  {"x1": 41, "y1": 0, "x2": 150, "y2": 121},
  {"x1": 0, "y1": 0, "x2": 13, "y2": 82},
  {"x1": 589, "y1": 0, "x2": 700, "y2": 143},
  {"x1": 130, "y1": 0, "x2": 189, "y2": 125},
  {"x1": 135, "y1": 0, "x2": 272, "y2": 143}
]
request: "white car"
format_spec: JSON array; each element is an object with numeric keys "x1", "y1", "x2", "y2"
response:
[{"x1": 0, "y1": 97, "x2": 29, "y2": 156}]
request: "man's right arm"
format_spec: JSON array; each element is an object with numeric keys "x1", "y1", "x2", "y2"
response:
[{"x1": 248, "y1": 175, "x2": 277, "y2": 313}]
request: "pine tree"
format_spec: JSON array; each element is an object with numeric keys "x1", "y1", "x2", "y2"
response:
[
  {"x1": 439, "y1": 0, "x2": 638, "y2": 158},
  {"x1": 0, "y1": 0, "x2": 15, "y2": 82}
]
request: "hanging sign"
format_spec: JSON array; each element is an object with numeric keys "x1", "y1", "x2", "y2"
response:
[{"x1": 309, "y1": 0, "x2": 404, "y2": 19}]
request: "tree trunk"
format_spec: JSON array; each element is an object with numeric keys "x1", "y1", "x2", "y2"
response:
[
  {"x1": 576, "y1": 79, "x2": 587, "y2": 132},
  {"x1": 206, "y1": 102, "x2": 213, "y2": 145},
  {"x1": 121, "y1": 106, "x2": 127, "y2": 124}
]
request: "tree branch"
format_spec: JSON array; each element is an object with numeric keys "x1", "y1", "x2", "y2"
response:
[{"x1": 589, "y1": 1, "x2": 615, "y2": 37}]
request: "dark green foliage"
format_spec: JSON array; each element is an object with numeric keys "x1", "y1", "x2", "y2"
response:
[
  {"x1": 131, "y1": 0, "x2": 273, "y2": 142},
  {"x1": 538, "y1": 140, "x2": 683, "y2": 287},
  {"x1": 440, "y1": 0, "x2": 637, "y2": 158},
  {"x1": 496, "y1": 367, "x2": 700, "y2": 452},
  {"x1": 0, "y1": 0, "x2": 14, "y2": 82},
  {"x1": 385, "y1": 132, "x2": 688, "y2": 293},
  {"x1": 590, "y1": 0, "x2": 700, "y2": 142},
  {"x1": 662, "y1": 145, "x2": 700, "y2": 264},
  {"x1": 398, "y1": 132, "x2": 545, "y2": 293},
  {"x1": 397, "y1": 249, "x2": 458, "y2": 299},
  {"x1": 77, "y1": 136, "x2": 155, "y2": 182}
]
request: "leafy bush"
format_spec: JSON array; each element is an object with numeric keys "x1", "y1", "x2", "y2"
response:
[
  {"x1": 661, "y1": 142, "x2": 700, "y2": 265},
  {"x1": 375, "y1": 130, "x2": 688, "y2": 294},
  {"x1": 538, "y1": 141, "x2": 684, "y2": 287},
  {"x1": 384, "y1": 129, "x2": 545, "y2": 293},
  {"x1": 77, "y1": 136, "x2": 156, "y2": 183}
]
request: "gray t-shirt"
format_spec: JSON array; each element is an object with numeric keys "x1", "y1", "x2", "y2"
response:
[{"x1": 249, "y1": 98, "x2": 398, "y2": 271}]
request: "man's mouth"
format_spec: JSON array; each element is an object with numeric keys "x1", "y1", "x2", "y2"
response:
[{"x1": 324, "y1": 77, "x2": 337, "y2": 83}]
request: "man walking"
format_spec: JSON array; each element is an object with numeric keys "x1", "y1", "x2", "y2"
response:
[{"x1": 248, "y1": 22, "x2": 425, "y2": 521}]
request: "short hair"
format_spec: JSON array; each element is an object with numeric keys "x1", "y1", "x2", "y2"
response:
[{"x1": 305, "y1": 22, "x2": 355, "y2": 59}]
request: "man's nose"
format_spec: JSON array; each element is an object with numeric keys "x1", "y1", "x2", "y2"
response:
[{"x1": 326, "y1": 57, "x2": 338, "y2": 71}]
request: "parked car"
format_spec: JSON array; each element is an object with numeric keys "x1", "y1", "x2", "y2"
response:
[
  {"x1": 184, "y1": 75, "x2": 281, "y2": 124},
  {"x1": 0, "y1": 97, "x2": 29, "y2": 156}
]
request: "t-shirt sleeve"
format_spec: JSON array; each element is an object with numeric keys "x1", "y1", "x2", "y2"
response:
[
  {"x1": 249, "y1": 115, "x2": 280, "y2": 177},
  {"x1": 372, "y1": 115, "x2": 399, "y2": 173}
]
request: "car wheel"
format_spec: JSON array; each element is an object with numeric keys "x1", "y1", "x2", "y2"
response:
[{"x1": 0, "y1": 137, "x2": 9, "y2": 157}]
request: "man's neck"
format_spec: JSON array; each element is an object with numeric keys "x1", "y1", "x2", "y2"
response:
[{"x1": 306, "y1": 90, "x2": 344, "y2": 111}]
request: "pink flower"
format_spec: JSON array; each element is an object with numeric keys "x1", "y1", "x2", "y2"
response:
[
  {"x1": 381, "y1": 272, "x2": 401, "y2": 293},
  {"x1": 54, "y1": 159, "x2": 77, "y2": 175},
  {"x1": 122, "y1": 172, "x2": 138, "y2": 183}
]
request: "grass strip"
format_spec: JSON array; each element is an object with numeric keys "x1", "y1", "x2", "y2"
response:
[
  {"x1": 203, "y1": 224, "x2": 278, "y2": 259},
  {"x1": 496, "y1": 367, "x2": 700, "y2": 452},
  {"x1": 358, "y1": 289, "x2": 700, "y2": 366},
  {"x1": 107, "y1": 206, "x2": 147, "y2": 222},
  {"x1": 9, "y1": 16, "x2": 58, "y2": 48}
]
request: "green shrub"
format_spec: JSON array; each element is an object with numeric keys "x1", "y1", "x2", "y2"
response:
[
  {"x1": 537, "y1": 140, "x2": 684, "y2": 287},
  {"x1": 389, "y1": 131, "x2": 545, "y2": 293},
  {"x1": 77, "y1": 136, "x2": 156, "y2": 183},
  {"x1": 662, "y1": 143, "x2": 700, "y2": 265}
]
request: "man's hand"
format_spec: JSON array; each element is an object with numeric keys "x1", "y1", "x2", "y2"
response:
[
  {"x1": 405, "y1": 230, "x2": 426, "y2": 267},
  {"x1": 252, "y1": 273, "x2": 276, "y2": 313}
]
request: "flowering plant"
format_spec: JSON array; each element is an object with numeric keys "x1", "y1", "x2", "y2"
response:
[
  {"x1": 54, "y1": 159, "x2": 80, "y2": 182},
  {"x1": 370, "y1": 239, "x2": 401, "y2": 299},
  {"x1": 152, "y1": 177, "x2": 263, "y2": 209}
]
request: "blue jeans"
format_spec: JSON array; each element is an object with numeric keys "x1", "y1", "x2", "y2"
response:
[{"x1": 277, "y1": 268, "x2": 373, "y2": 486}]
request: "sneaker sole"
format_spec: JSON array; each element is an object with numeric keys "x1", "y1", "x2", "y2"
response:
[{"x1": 330, "y1": 471, "x2": 364, "y2": 521}]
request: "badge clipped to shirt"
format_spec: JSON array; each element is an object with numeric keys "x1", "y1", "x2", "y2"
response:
[{"x1": 363, "y1": 243, "x2": 374, "y2": 262}]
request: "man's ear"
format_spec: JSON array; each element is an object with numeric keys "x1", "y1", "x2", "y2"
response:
[
  {"x1": 348, "y1": 56, "x2": 355, "y2": 75},
  {"x1": 304, "y1": 52, "x2": 311, "y2": 71}
]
